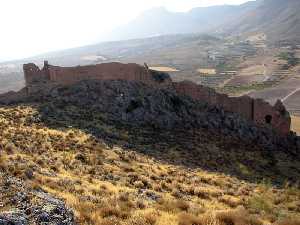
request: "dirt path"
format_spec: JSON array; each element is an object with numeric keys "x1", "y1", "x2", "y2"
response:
[
  {"x1": 262, "y1": 64, "x2": 269, "y2": 82},
  {"x1": 282, "y1": 87, "x2": 300, "y2": 102}
]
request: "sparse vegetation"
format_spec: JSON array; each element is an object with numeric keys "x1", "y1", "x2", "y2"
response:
[
  {"x1": 0, "y1": 104, "x2": 299, "y2": 225},
  {"x1": 219, "y1": 81, "x2": 277, "y2": 95},
  {"x1": 277, "y1": 52, "x2": 299, "y2": 69}
]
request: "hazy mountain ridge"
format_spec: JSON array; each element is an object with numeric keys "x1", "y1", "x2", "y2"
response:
[
  {"x1": 105, "y1": 0, "x2": 299, "y2": 43},
  {"x1": 225, "y1": 0, "x2": 300, "y2": 42},
  {"x1": 105, "y1": 2, "x2": 260, "y2": 41}
]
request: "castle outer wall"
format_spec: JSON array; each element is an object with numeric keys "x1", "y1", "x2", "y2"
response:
[
  {"x1": 24, "y1": 62, "x2": 172, "y2": 88},
  {"x1": 173, "y1": 81, "x2": 291, "y2": 135},
  {"x1": 18, "y1": 61, "x2": 292, "y2": 135}
]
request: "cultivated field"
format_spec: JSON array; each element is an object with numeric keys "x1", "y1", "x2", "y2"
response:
[
  {"x1": 197, "y1": 68, "x2": 216, "y2": 75},
  {"x1": 291, "y1": 116, "x2": 300, "y2": 135},
  {"x1": 149, "y1": 66, "x2": 179, "y2": 72}
]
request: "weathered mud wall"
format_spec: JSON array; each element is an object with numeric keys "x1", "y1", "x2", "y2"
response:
[
  {"x1": 7, "y1": 61, "x2": 292, "y2": 135},
  {"x1": 173, "y1": 81, "x2": 291, "y2": 135},
  {"x1": 24, "y1": 61, "x2": 172, "y2": 88}
]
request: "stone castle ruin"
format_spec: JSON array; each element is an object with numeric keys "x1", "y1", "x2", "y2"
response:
[
  {"x1": 23, "y1": 61, "x2": 172, "y2": 88},
  {"x1": 174, "y1": 81, "x2": 291, "y2": 135},
  {"x1": 0, "y1": 61, "x2": 291, "y2": 135}
]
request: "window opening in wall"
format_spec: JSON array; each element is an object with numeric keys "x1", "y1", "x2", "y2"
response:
[{"x1": 265, "y1": 115, "x2": 272, "y2": 124}]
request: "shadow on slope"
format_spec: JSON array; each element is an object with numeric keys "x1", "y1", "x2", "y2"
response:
[{"x1": 23, "y1": 80, "x2": 300, "y2": 187}]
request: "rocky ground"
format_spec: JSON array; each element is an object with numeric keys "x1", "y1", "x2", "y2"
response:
[{"x1": 0, "y1": 172, "x2": 76, "y2": 225}]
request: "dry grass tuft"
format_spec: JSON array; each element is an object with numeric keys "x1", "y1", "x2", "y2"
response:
[
  {"x1": 276, "y1": 219, "x2": 300, "y2": 225},
  {"x1": 178, "y1": 213, "x2": 204, "y2": 225},
  {"x1": 216, "y1": 207, "x2": 262, "y2": 225}
]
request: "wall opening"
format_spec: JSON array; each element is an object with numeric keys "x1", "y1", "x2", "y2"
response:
[{"x1": 265, "y1": 115, "x2": 272, "y2": 124}]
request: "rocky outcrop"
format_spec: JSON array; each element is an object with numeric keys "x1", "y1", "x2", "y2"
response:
[
  {"x1": 34, "y1": 80, "x2": 299, "y2": 154},
  {"x1": 0, "y1": 172, "x2": 76, "y2": 225}
]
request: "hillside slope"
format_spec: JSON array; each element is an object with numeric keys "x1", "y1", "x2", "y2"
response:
[
  {"x1": 0, "y1": 79, "x2": 299, "y2": 224},
  {"x1": 225, "y1": 0, "x2": 300, "y2": 42}
]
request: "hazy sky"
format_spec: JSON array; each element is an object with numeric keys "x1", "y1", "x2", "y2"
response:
[{"x1": 0, "y1": 0, "x2": 252, "y2": 62}]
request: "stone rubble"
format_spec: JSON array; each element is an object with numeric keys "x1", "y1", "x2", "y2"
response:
[{"x1": 0, "y1": 172, "x2": 76, "y2": 225}]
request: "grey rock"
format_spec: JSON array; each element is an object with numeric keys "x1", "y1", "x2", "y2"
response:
[
  {"x1": 24, "y1": 169, "x2": 34, "y2": 180},
  {"x1": 0, "y1": 211, "x2": 28, "y2": 225},
  {"x1": 0, "y1": 173, "x2": 76, "y2": 225},
  {"x1": 38, "y1": 212, "x2": 50, "y2": 222}
]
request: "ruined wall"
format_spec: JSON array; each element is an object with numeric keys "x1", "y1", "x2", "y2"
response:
[
  {"x1": 48, "y1": 63, "x2": 148, "y2": 85},
  {"x1": 219, "y1": 95, "x2": 254, "y2": 121},
  {"x1": 173, "y1": 81, "x2": 253, "y2": 120},
  {"x1": 24, "y1": 61, "x2": 172, "y2": 88},
  {"x1": 22, "y1": 61, "x2": 291, "y2": 135},
  {"x1": 253, "y1": 99, "x2": 291, "y2": 135},
  {"x1": 23, "y1": 63, "x2": 49, "y2": 86},
  {"x1": 173, "y1": 81, "x2": 218, "y2": 104},
  {"x1": 174, "y1": 81, "x2": 291, "y2": 135}
]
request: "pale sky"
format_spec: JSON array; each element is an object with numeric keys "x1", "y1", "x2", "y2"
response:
[{"x1": 0, "y1": 0, "x2": 252, "y2": 62}]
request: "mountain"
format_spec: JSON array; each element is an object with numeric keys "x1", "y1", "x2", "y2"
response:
[
  {"x1": 105, "y1": 2, "x2": 260, "y2": 41},
  {"x1": 105, "y1": 0, "x2": 300, "y2": 43},
  {"x1": 224, "y1": 0, "x2": 300, "y2": 42}
]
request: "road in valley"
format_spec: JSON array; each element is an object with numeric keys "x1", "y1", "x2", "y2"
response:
[{"x1": 281, "y1": 87, "x2": 300, "y2": 102}]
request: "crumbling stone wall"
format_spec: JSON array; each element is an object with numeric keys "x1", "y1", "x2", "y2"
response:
[
  {"x1": 253, "y1": 99, "x2": 291, "y2": 135},
  {"x1": 23, "y1": 63, "x2": 50, "y2": 86},
  {"x1": 19, "y1": 61, "x2": 292, "y2": 135},
  {"x1": 173, "y1": 81, "x2": 253, "y2": 121},
  {"x1": 24, "y1": 61, "x2": 172, "y2": 88},
  {"x1": 174, "y1": 81, "x2": 291, "y2": 135}
]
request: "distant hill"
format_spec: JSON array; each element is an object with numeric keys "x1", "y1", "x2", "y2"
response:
[
  {"x1": 105, "y1": 0, "x2": 300, "y2": 43},
  {"x1": 224, "y1": 0, "x2": 300, "y2": 42},
  {"x1": 105, "y1": 2, "x2": 260, "y2": 41}
]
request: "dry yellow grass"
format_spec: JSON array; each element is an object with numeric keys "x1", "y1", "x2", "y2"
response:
[
  {"x1": 291, "y1": 116, "x2": 300, "y2": 135},
  {"x1": 149, "y1": 66, "x2": 179, "y2": 72}
]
